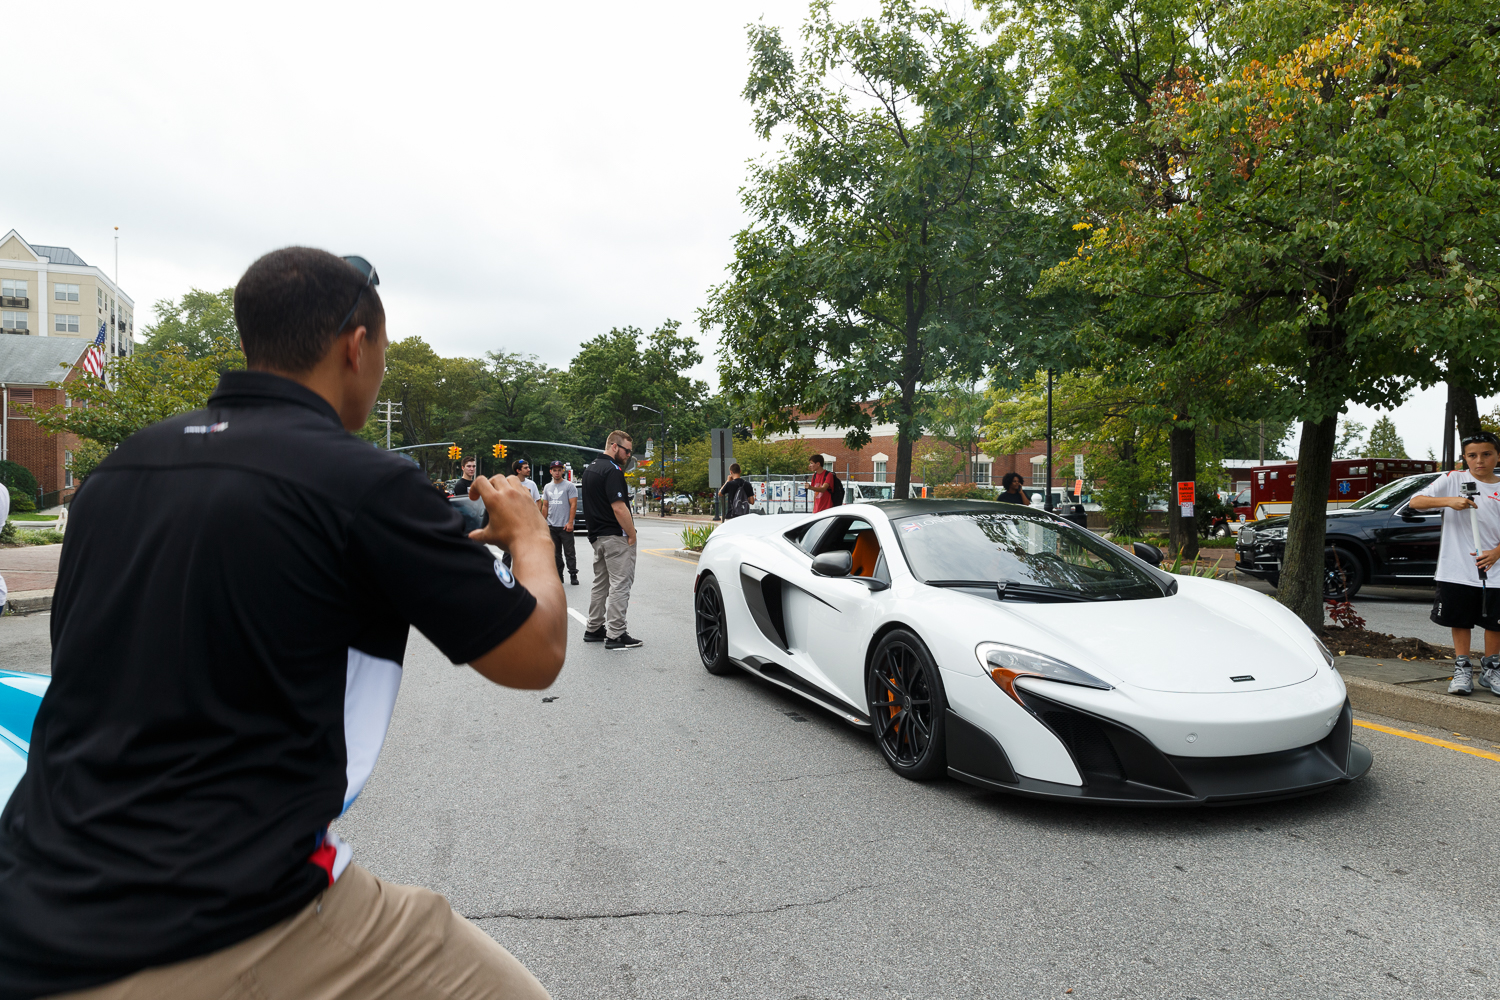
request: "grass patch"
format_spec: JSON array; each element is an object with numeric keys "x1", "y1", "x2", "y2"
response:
[
  {"x1": 7, "y1": 513, "x2": 58, "y2": 521},
  {"x1": 2, "y1": 522, "x2": 63, "y2": 546},
  {"x1": 680, "y1": 523, "x2": 715, "y2": 551}
]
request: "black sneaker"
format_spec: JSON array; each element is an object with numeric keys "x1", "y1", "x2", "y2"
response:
[
  {"x1": 605, "y1": 632, "x2": 643, "y2": 650},
  {"x1": 582, "y1": 628, "x2": 607, "y2": 643},
  {"x1": 570, "y1": 574, "x2": 580, "y2": 586}
]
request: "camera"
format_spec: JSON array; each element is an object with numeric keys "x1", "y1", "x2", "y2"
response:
[{"x1": 1461, "y1": 481, "x2": 1480, "y2": 498}]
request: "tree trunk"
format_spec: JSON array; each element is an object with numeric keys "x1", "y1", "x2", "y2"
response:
[
  {"x1": 1279, "y1": 414, "x2": 1338, "y2": 629},
  {"x1": 1168, "y1": 420, "x2": 1198, "y2": 561},
  {"x1": 894, "y1": 427, "x2": 914, "y2": 500},
  {"x1": 1451, "y1": 380, "x2": 1481, "y2": 445},
  {"x1": 1442, "y1": 389, "x2": 1455, "y2": 469}
]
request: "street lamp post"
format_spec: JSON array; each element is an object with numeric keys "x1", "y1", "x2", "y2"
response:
[{"x1": 632, "y1": 403, "x2": 667, "y2": 517}]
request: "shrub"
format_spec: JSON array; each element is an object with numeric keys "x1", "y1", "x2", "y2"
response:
[
  {"x1": 72, "y1": 439, "x2": 110, "y2": 483},
  {"x1": 21, "y1": 529, "x2": 64, "y2": 546},
  {"x1": 681, "y1": 523, "x2": 715, "y2": 551},
  {"x1": 0, "y1": 460, "x2": 38, "y2": 500},
  {"x1": 8, "y1": 488, "x2": 35, "y2": 513},
  {"x1": 0, "y1": 520, "x2": 16, "y2": 545}
]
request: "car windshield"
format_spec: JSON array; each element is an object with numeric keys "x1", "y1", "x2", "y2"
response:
[
  {"x1": 1347, "y1": 474, "x2": 1439, "y2": 511},
  {"x1": 892, "y1": 510, "x2": 1164, "y2": 601}
]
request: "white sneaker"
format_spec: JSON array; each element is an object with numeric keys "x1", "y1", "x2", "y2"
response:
[
  {"x1": 1450, "y1": 658, "x2": 1474, "y2": 696},
  {"x1": 1482, "y1": 656, "x2": 1500, "y2": 697}
]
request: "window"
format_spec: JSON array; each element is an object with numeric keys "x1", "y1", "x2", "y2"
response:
[
  {"x1": 1030, "y1": 455, "x2": 1047, "y2": 486},
  {"x1": 1, "y1": 311, "x2": 27, "y2": 331},
  {"x1": 54, "y1": 314, "x2": 80, "y2": 333},
  {"x1": 872, "y1": 460, "x2": 886, "y2": 482},
  {"x1": 9, "y1": 389, "x2": 33, "y2": 403},
  {"x1": 65, "y1": 451, "x2": 74, "y2": 488},
  {"x1": 98, "y1": 287, "x2": 104, "y2": 305},
  {"x1": 975, "y1": 461, "x2": 992, "y2": 486},
  {"x1": 54, "y1": 283, "x2": 80, "y2": 302},
  {"x1": 2, "y1": 279, "x2": 27, "y2": 299}
]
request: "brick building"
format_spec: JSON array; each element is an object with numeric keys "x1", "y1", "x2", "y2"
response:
[
  {"x1": 1, "y1": 336, "x2": 89, "y2": 499},
  {"x1": 762, "y1": 414, "x2": 1076, "y2": 491}
]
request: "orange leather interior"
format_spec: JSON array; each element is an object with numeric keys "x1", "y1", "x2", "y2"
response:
[{"x1": 850, "y1": 531, "x2": 880, "y2": 578}]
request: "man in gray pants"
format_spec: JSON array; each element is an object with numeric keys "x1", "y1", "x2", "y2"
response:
[{"x1": 581, "y1": 430, "x2": 642, "y2": 650}]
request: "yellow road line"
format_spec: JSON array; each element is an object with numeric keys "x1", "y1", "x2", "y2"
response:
[
  {"x1": 1354, "y1": 719, "x2": 1500, "y2": 763},
  {"x1": 641, "y1": 547, "x2": 701, "y2": 566}
]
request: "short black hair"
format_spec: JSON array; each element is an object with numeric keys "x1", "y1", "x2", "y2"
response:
[
  {"x1": 1001, "y1": 472, "x2": 1024, "y2": 490},
  {"x1": 729, "y1": 463, "x2": 741, "y2": 474},
  {"x1": 809, "y1": 455, "x2": 825, "y2": 468},
  {"x1": 512, "y1": 458, "x2": 530, "y2": 474},
  {"x1": 234, "y1": 247, "x2": 384, "y2": 373}
]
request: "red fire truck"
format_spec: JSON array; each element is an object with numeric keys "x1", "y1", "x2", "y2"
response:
[{"x1": 1245, "y1": 457, "x2": 1439, "y2": 520}]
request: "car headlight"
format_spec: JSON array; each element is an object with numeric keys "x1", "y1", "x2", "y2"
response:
[
  {"x1": 1257, "y1": 527, "x2": 1287, "y2": 542},
  {"x1": 976, "y1": 642, "x2": 1113, "y2": 705},
  {"x1": 1313, "y1": 637, "x2": 1335, "y2": 668},
  {"x1": 1239, "y1": 527, "x2": 1256, "y2": 545}
]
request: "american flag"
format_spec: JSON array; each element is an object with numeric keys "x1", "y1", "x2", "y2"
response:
[{"x1": 79, "y1": 323, "x2": 107, "y2": 378}]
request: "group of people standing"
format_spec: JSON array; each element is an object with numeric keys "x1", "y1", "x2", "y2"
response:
[{"x1": 450, "y1": 429, "x2": 642, "y2": 651}]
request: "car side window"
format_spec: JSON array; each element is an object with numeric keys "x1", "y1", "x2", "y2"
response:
[
  {"x1": 785, "y1": 518, "x2": 834, "y2": 554},
  {"x1": 813, "y1": 518, "x2": 882, "y2": 578}
]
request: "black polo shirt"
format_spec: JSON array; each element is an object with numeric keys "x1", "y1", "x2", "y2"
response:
[
  {"x1": 0, "y1": 372, "x2": 536, "y2": 999},
  {"x1": 581, "y1": 455, "x2": 629, "y2": 540}
]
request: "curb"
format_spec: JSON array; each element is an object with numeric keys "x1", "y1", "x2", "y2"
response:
[
  {"x1": 673, "y1": 549, "x2": 702, "y2": 562},
  {"x1": 1344, "y1": 674, "x2": 1500, "y2": 742},
  {"x1": 5, "y1": 589, "x2": 53, "y2": 614}
]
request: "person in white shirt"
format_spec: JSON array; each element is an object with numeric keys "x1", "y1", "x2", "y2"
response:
[
  {"x1": 542, "y1": 461, "x2": 579, "y2": 585},
  {"x1": 1411, "y1": 433, "x2": 1500, "y2": 695}
]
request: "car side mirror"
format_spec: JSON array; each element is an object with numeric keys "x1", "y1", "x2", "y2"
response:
[
  {"x1": 1399, "y1": 509, "x2": 1424, "y2": 521},
  {"x1": 811, "y1": 550, "x2": 853, "y2": 578},
  {"x1": 1132, "y1": 541, "x2": 1164, "y2": 566}
]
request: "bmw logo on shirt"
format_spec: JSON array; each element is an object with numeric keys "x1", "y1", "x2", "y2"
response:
[{"x1": 494, "y1": 559, "x2": 516, "y2": 588}]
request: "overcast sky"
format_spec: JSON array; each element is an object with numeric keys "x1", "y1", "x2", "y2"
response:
[{"x1": 6, "y1": 1, "x2": 1488, "y2": 458}]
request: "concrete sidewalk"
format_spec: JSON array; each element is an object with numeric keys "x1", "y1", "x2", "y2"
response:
[{"x1": 0, "y1": 543, "x2": 62, "y2": 593}]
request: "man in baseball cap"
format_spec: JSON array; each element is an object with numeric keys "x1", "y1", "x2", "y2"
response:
[{"x1": 543, "y1": 461, "x2": 580, "y2": 585}]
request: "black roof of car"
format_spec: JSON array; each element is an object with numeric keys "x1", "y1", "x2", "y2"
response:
[{"x1": 864, "y1": 498, "x2": 1063, "y2": 519}]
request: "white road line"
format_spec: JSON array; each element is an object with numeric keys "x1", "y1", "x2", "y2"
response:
[{"x1": 567, "y1": 608, "x2": 588, "y2": 626}]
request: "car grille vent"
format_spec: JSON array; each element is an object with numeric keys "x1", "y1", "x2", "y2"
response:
[{"x1": 1038, "y1": 710, "x2": 1125, "y2": 781}]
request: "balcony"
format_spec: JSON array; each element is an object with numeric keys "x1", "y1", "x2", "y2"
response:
[{"x1": 0, "y1": 296, "x2": 28, "y2": 309}]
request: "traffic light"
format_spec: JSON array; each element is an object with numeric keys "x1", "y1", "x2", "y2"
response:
[
  {"x1": 447, "y1": 445, "x2": 462, "y2": 460},
  {"x1": 491, "y1": 442, "x2": 502, "y2": 458},
  {"x1": 499, "y1": 443, "x2": 508, "y2": 460}
]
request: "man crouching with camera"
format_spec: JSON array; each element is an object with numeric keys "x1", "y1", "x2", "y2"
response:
[{"x1": 1411, "y1": 432, "x2": 1500, "y2": 696}]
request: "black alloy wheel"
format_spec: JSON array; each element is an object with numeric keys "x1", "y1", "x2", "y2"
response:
[
  {"x1": 1324, "y1": 545, "x2": 1365, "y2": 601},
  {"x1": 866, "y1": 629, "x2": 948, "y2": 780},
  {"x1": 695, "y1": 575, "x2": 733, "y2": 675}
]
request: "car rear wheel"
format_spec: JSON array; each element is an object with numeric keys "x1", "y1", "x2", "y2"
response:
[
  {"x1": 1212, "y1": 522, "x2": 1231, "y2": 538},
  {"x1": 695, "y1": 575, "x2": 734, "y2": 675},
  {"x1": 867, "y1": 629, "x2": 948, "y2": 781},
  {"x1": 1325, "y1": 546, "x2": 1364, "y2": 600}
]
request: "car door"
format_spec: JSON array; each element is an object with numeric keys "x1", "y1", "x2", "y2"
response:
[
  {"x1": 1372, "y1": 504, "x2": 1442, "y2": 579},
  {"x1": 779, "y1": 515, "x2": 890, "y2": 711}
]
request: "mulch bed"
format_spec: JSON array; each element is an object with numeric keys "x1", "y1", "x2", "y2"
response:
[{"x1": 1319, "y1": 626, "x2": 1452, "y2": 661}]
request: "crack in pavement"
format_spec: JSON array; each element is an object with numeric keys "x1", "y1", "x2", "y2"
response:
[
  {"x1": 465, "y1": 884, "x2": 873, "y2": 922},
  {"x1": 749, "y1": 766, "x2": 884, "y2": 785}
]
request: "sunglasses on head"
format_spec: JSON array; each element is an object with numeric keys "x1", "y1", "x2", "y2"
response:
[
  {"x1": 1462, "y1": 433, "x2": 1499, "y2": 449},
  {"x1": 335, "y1": 255, "x2": 380, "y2": 336}
]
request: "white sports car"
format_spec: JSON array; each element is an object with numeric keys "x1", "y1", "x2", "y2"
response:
[{"x1": 693, "y1": 500, "x2": 1371, "y2": 805}]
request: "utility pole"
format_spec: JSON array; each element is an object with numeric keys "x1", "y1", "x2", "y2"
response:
[
  {"x1": 1045, "y1": 369, "x2": 1054, "y2": 511},
  {"x1": 377, "y1": 400, "x2": 403, "y2": 449}
]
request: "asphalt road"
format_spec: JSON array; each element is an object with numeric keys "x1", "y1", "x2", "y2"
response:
[
  {"x1": 1230, "y1": 576, "x2": 1452, "y2": 648},
  {"x1": 4, "y1": 521, "x2": 1495, "y2": 997},
  {"x1": 331, "y1": 518, "x2": 1500, "y2": 999}
]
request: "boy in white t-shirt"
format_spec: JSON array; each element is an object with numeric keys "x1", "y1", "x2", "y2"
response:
[{"x1": 1411, "y1": 433, "x2": 1500, "y2": 695}]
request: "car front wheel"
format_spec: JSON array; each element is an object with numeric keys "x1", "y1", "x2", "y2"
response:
[
  {"x1": 695, "y1": 575, "x2": 734, "y2": 675},
  {"x1": 867, "y1": 629, "x2": 948, "y2": 780}
]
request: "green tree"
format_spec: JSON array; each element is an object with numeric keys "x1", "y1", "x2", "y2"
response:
[
  {"x1": 705, "y1": 2, "x2": 1068, "y2": 499},
  {"x1": 922, "y1": 380, "x2": 990, "y2": 483},
  {"x1": 560, "y1": 321, "x2": 707, "y2": 450},
  {"x1": 370, "y1": 337, "x2": 485, "y2": 478},
  {"x1": 1053, "y1": 0, "x2": 1500, "y2": 625},
  {"x1": 1365, "y1": 416, "x2": 1408, "y2": 459},
  {"x1": 1334, "y1": 420, "x2": 1367, "y2": 459},
  {"x1": 141, "y1": 288, "x2": 238, "y2": 363},
  {"x1": 30, "y1": 344, "x2": 238, "y2": 447}
]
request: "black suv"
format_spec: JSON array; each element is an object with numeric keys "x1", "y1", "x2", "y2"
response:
[{"x1": 1235, "y1": 473, "x2": 1441, "y2": 598}]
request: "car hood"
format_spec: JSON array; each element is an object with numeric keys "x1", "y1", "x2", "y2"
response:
[{"x1": 959, "y1": 579, "x2": 1321, "y2": 694}]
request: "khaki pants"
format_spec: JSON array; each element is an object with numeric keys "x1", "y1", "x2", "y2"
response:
[
  {"x1": 49, "y1": 865, "x2": 549, "y2": 1000},
  {"x1": 586, "y1": 534, "x2": 636, "y2": 639}
]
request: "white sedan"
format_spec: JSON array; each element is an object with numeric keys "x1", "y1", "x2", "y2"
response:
[{"x1": 692, "y1": 500, "x2": 1370, "y2": 806}]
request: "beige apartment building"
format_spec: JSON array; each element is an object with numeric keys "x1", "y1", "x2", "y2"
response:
[{"x1": 0, "y1": 229, "x2": 136, "y2": 358}]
